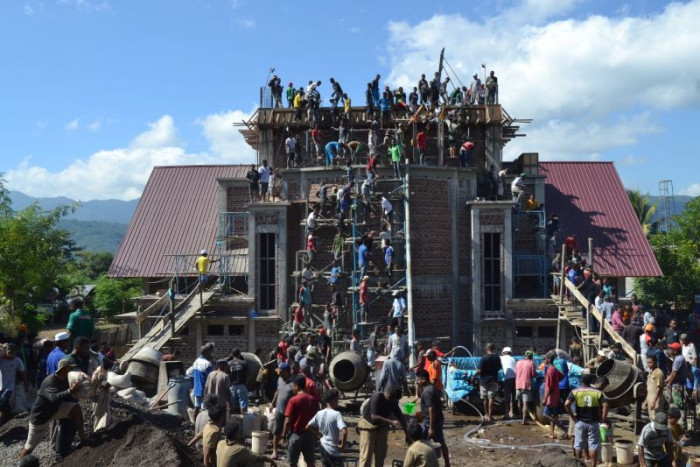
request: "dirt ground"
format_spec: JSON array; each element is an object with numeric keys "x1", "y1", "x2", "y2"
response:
[{"x1": 0, "y1": 394, "x2": 635, "y2": 467}]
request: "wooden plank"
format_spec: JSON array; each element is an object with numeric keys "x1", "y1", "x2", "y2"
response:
[{"x1": 134, "y1": 292, "x2": 169, "y2": 324}]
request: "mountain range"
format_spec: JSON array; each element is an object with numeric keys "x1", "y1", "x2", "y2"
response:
[{"x1": 9, "y1": 191, "x2": 139, "y2": 253}]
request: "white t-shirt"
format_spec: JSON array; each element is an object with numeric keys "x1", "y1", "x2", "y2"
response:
[
  {"x1": 258, "y1": 166, "x2": 271, "y2": 183},
  {"x1": 511, "y1": 176, "x2": 523, "y2": 192},
  {"x1": 307, "y1": 212, "x2": 317, "y2": 229},
  {"x1": 285, "y1": 137, "x2": 296, "y2": 153},
  {"x1": 500, "y1": 355, "x2": 516, "y2": 380},
  {"x1": 0, "y1": 356, "x2": 25, "y2": 391},
  {"x1": 308, "y1": 408, "x2": 347, "y2": 457},
  {"x1": 392, "y1": 297, "x2": 406, "y2": 318},
  {"x1": 381, "y1": 197, "x2": 393, "y2": 214},
  {"x1": 683, "y1": 343, "x2": 697, "y2": 366}
]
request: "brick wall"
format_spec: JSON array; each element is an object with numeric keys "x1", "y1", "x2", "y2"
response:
[
  {"x1": 412, "y1": 283, "x2": 454, "y2": 341},
  {"x1": 408, "y1": 177, "x2": 452, "y2": 276}
]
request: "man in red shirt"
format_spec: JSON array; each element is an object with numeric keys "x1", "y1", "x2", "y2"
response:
[
  {"x1": 311, "y1": 125, "x2": 322, "y2": 159},
  {"x1": 542, "y1": 352, "x2": 562, "y2": 439},
  {"x1": 416, "y1": 129, "x2": 427, "y2": 164},
  {"x1": 282, "y1": 375, "x2": 319, "y2": 466},
  {"x1": 293, "y1": 305, "x2": 305, "y2": 335},
  {"x1": 565, "y1": 233, "x2": 579, "y2": 256},
  {"x1": 359, "y1": 275, "x2": 370, "y2": 323},
  {"x1": 515, "y1": 350, "x2": 536, "y2": 425},
  {"x1": 460, "y1": 139, "x2": 475, "y2": 168}
]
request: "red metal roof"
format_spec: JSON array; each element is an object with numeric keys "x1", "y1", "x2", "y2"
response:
[
  {"x1": 109, "y1": 165, "x2": 249, "y2": 278},
  {"x1": 539, "y1": 162, "x2": 662, "y2": 278}
]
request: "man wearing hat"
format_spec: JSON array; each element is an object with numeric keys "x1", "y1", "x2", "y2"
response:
[
  {"x1": 387, "y1": 290, "x2": 406, "y2": 328},
  {"x1": 20, "y1": 359, "x2": 86, "y2": 460},
  {"x1": 195, "y1": 249, "x2": 219, "y2": 286},
  {"x1": 47, "y1": 332, "x2": 71, "y2": 375},
  {"x1": 585, "y1": 350, "x2": 608, "y2": 372},
  {"x1": 501, "y1": 347, "x2": 517, "y2": 419},
  {"x1": 637, "y1": 412, "x2": 673, "y2": 467}
]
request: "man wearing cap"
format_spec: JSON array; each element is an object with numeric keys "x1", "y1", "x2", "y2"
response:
[
  {"x1": 665, "y1": 342, "x2": 687, "y2": 411},
  {"x1": 637, "y1": 412, "x2": 674, "y2": 467},
  {"x1": 515, "y1": 350, "x2": 536, "y2": 425},
  {"x1": 270, "y1": 362, "x2": 292, "y2": 460},
  {"x1": 282, "y1": 375, "x2": 318, "y2": 467},
  {"x1": 586, "y1": 350, "x2": 608, "y2": 372},
  {"x1": 196, "y1": 250, "x2": 218, "y2": 286},
  {"x1": 501, "y1": 347, "x2": 517, "y2": 419},
  {"x1": 20, "y1": 359, "x2": 86, "y2": 460},
  {"x1": 388, "y1": 290, "x2": 406, "y2": 328},
  {"x1": 228, "y1": 349, "x2": 249, "y2": 414},
  {"x1": 204, "y1": 359, "x2": 231, "y2": 414},
  {"x1": 66, "y1": 297, "x2": 93, "y2": 344}
]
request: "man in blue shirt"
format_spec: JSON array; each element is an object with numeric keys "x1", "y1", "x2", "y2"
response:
[
  {"x1": 384, "y1": 239, "x2": 394, "y2": 279},
  {"x1": 47, "y1": 332, "x2": 71, "y2": 375},
  {"x1": 358, "y1": 242, "x2": 369, "y2": 280},
  {"x1": 324, "y1": 141, "x2": 346, "y2": 167},
  {"x1": 378, "y1": 92, "x2": 392, "y2": 129},
  {"x1": 329, "y1": 260, "x2": 342, "y2": 286},
  {"x1": 189, "y1": 344, "x2": 214, "y2": 422}
]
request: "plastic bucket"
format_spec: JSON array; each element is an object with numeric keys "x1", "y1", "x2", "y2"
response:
[
  {"x1": 615, "y1": 440, "x2": 634, "y2": 465},
  {"x1": 600, "y1": 443, "x2": 613, "y2": 463},
  {"x1": 402, "y1": 402, "x2": 415, "y2": 415},
  {"x1": 599, "y1": 423, "x2": 613, "y2": 443},
  {"x1": 251, "y1": 430, "x2": 269, "y2": 454}
]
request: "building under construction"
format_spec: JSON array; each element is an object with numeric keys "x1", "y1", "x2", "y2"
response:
[{"x1": 109, "y1": 67, "x2": 662, "y2": 366}]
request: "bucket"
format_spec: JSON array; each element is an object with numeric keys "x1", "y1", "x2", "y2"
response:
[
  {"x1": 600, "y1": 443, "x2": 613, "y2": 463},
  {"x1": 167, "y1": 377, "x2": 190, "y2": 419},
  {"x1": 599, "y1": 423, "x2": 613, "y2": 443},
  {"x1": 615, "y1": 439, "x2": 634, "y2": 465},
  {"x1": 251, "y1": 430, "x2": 269, "y2": 454},
  {"x1": 402, "y1": 402, "x2": 415, "y2": 415}
]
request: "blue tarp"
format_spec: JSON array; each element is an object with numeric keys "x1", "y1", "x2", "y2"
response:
[{"x1": 443, "y1": 356, "x2": 584, "y2": 403}]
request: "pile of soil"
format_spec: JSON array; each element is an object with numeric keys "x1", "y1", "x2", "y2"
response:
[
  {"x1": 530, "y1": 445, "x2": 586, "y2": 467},
  {"x1": 55, "y1": 415, "x2": 200, "y2": 467}
]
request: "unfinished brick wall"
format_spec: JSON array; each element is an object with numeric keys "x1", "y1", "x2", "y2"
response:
[{"x1": 412, "y1": 284, "x2": 453, "y2": 343}]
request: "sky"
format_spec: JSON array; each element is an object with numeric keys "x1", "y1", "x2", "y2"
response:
[{"x1": 1, "y1": 0, "x2": 699, "y2": 201}]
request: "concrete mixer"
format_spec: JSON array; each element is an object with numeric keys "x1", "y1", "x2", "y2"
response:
[
  {"x1": 595, "y1": 359, "x2": 646, "y2": 407},
  {"x1": 329, "y1": 351, "x2": 368, "y2": 392}
]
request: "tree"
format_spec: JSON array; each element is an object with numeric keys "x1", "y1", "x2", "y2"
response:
[
  {"x1": 626, "y1": 189, "x2": 658, "y2": 236},
  {"x1": 93, "y1": 274, "x2": 141, "y2": 321},
  {"x1": 0, "y1": 176, "x2": 77, "y2": 314},
  {"x1": 638, "y1": 196, "x2": 700, "y2": 311}
]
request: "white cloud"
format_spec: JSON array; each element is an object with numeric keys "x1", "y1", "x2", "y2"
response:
[
  {"x1": 236, "y1": 18, "x2": 255, "y2": 28},
  {"x1": 680, "y1": 183, "x2": 700, "y2": 197},
  {"x1": 130, "y1": 115, "x2": 179, "y2": 149},
  {"x1": 385, "y1": 1, "x2": 700, "y2": 161},
  {"x1": 619, "y1": 155, "x2": 648, "y2": 166},
  {"x1": 24, "y1": 4, "x2": 34, "y2": 15},
  {"x1": 65, "y1": 118, "x2": 79, "y2": 131},
  {"x1": 87, "y1": 119, "x2": 101, "y2": 132},
  {"x1": 6, "y1": 112, "x2": 255, "y2": 201},
  {"x1": 57, "y1": 0, "x2": 110, "y2": 12}
]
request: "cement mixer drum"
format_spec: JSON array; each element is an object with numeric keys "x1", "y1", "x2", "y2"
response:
[{"x1": 329, "y1": 351, "x2": 368, "y2": 392}]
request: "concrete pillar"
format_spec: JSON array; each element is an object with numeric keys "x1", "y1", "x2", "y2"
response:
[
  {"x1": 247, "y1": 315, "x2": 255, "y2": 352},
  {"x1": 450, "y1": 170, "x2": 460, "y2": 343},
  {"x1": 470, "y1": 205, "x2": 482, "y2": 350}
]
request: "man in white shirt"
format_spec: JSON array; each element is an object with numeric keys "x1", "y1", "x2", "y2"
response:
[
  {"x1": 511, "y1": 172, "x2": 526, "y2": 205},
  {"x1": 500, "y1": 347, "x2": 517, "y2": 419},
  {"x1": 258, "y1": 160, "x2": 271, "y2": 202},
  {"x1": 285, "y1": 135, "x2": 297, "y2": 168},
  {"x1": 306, "y1": 389, "x2": 347, "y2": 466},
  {"x1": 381, "y1": 197, "x2": 393, "y2": 225},
  {"x1": 681, "y1": 333, "x2": 697, "y2": 366},
  {"x1": 306, "y1": 205, "x2": 319, "y2": 234},
  {"x1": 388, "y1": 291, "x2": 406, "y2": 328}
]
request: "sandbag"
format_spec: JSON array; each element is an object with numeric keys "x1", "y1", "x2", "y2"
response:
[
  {"x1": 107, "y1": 371, "x2": 132, "y2": 389},
  {"x1": 67, "y1": 371, "x2": 94, "y2": 400}
]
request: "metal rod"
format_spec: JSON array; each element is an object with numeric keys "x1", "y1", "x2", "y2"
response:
[{"x1": 404, "y1": 173, "x2": 416, "y2": 368}]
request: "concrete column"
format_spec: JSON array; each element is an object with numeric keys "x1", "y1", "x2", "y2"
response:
[
  {"x1": 247, "y1": 315, "x2": 255, "y2": 352},
  {"x1": 470, "y1": 206, "x2": 482, "y2": 350},
  {"x1": 247, "y1": 211, "x2": 258, "y2": 309},
  {"x1": 278, "y1": 207, "x2": 289, "y2": 321},
  {"x1": 504, "y1": 207, "x2": 513, "y2": 300},
  {"x1": 450, "y1": 171, "x2": 460, "y2": 343}
]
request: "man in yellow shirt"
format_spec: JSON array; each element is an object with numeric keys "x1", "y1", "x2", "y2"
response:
[
  {"x1": 293, "y1": 90, "x2": 303, "y2": 121},
  {"x1": 196, "y1": 250, "x2": 219, "y2": 285},
  {"x1": 188, "y1": 404, "x2": 226, "y2": 467},
  {"x1": 525, "y1": 194, "x2": 539, "y2": 211}
]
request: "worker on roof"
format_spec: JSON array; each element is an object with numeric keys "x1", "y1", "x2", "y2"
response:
[
  {"x1": 330, "y1": 77, "x2": 344, "y2": 105},
  {"x1": 416, "y1": 127, "x2": 427, "y2": 165},
  {"x1": 293, "y1": 89, "x2": 303, "y2": 122},
  {"x1": 460, "y1": 139, "x2": 475, "y2": 168},
  {"x1": 324, "y1": 141, "x2": 347, "y2": 168},
  {"x1": 371, "y1": 74, "x2": 380, "y2": 106},
  {"x1": 286, "y1": 82, "x2": 295, "y2": 108},
  {"x1": 486, "y1": 70, "x2": 499, "y2": 105},
  {"x1": 378, "y1": 91, "x2": 392, "y2": 129},
  {"x1": 469, "y1": 73, "x2": 481, "y2": 105},
  {"x1": 439, "y1": 77, "x2": 450, "y2": 104}
]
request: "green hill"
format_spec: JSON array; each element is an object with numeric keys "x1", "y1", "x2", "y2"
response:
[{"x1": 59, "y1": 219, "x2": 127, "y2": 254}]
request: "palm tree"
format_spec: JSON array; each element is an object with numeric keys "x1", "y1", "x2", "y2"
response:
[{"x1": 626, "y1": 189, "x2": 658, "y2": 236}]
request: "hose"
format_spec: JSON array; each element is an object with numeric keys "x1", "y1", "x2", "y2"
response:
[{"x1": 458, "y1": 395, "x2": 567, "y2": 451}]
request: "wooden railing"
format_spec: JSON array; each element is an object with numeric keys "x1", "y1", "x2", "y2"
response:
[
  {"x1": 134, "y1": 292, "x2": 170, "y2": 325},
  {"x1": 561, "y1": 277, "x2": 639, "y2": 367}
]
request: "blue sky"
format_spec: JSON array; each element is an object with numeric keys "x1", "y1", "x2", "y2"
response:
[{"x1": 1, "y1": 0, "x2": 699, "y2": 200}]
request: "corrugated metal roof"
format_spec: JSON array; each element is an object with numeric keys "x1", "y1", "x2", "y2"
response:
[
  {"x1": 109, "y1": 165, "x2": 249, "y2": 278},
  {"x1": 540, "y1": 162, "x2": 662, "y2": 278}
]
